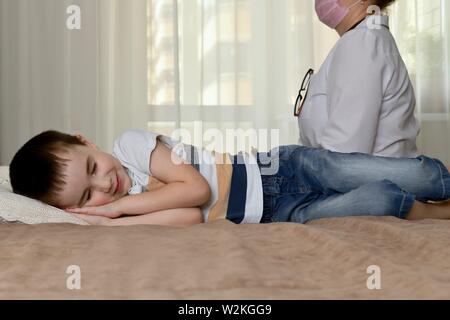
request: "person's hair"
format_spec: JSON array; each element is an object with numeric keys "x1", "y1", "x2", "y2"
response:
[
  {"x1": 375, "y1": 0, "x2": 396, "y2": 10},
  {"x1": 9, "y1": 130, "x2": 85, "y2": 206}
]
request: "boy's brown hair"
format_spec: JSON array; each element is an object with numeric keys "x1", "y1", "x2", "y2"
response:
[{"x1": 9, "y1": 130, "x2": 85, "y2": 206}]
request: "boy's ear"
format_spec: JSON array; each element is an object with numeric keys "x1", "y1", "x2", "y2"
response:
[{"x1": 75, "y1": 134, "x2": 98, "y2": 150}]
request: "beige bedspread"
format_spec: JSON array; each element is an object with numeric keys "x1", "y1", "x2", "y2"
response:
[{"x1": 1, "y1": 216, "x2": 450, "y2": 300}]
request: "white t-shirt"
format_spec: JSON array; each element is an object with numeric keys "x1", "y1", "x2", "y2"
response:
[{"x1": 112, "y1": 130, "x2": 264, "y2": 224}]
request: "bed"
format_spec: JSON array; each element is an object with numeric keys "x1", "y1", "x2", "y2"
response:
[{"x1": 1, "y1": 166, "x2": 450, "y2": 299}]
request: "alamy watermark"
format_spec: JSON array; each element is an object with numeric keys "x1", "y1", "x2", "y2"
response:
[
  {"x1": 167, "y1": 122, "x2": 281, "y2": 175},
  {"x1": 366, "y1": 5, "x2": 382, "y2": 30},
  {"x1": 366, "y1": 265, "x2": 381, "y2": 290},
  {"x1": 66, "y1": 265, "x2": 82, "y2": 290},
  {"x1": 66, "y1": 5, "x2": 81, "y2": 30},
  {"x1": 65, "y1": 4, "x2": 384, "y2": 31}
]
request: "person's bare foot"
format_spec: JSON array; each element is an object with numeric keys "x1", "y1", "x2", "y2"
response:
[{"x1": 407, "y1": 201, "x2": 450, "y2": 220}]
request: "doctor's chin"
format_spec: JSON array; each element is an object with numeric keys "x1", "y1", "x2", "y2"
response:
[{"x1": 1, "y1": 0, "x2": 450, "y2": 311}]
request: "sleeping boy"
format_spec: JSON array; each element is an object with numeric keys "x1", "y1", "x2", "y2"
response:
[{"x1": 9, "y1": 130, "x2": 450, "y2": 227}]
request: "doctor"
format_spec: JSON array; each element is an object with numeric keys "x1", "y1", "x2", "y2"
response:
[{"x1": 296, "y1": 0, "x2": 420, "y2": 157}]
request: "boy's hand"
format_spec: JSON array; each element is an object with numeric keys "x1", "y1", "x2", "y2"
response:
[
  {"x1": 66, "y1": 202, "x2": 123, "y2": 219},
  {"x1": 69, "y1": 213, "x2": 112, "y2": 226}
]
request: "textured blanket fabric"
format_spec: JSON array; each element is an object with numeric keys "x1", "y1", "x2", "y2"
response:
[{"x1": 1, "y1": 217, "x2": 450, "y2": 299}]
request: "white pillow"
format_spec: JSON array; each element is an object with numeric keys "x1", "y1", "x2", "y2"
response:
[{"x1": 0, "y1": 166, "x2": 88, "y2": 225}]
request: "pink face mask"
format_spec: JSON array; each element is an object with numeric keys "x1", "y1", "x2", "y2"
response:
[{"x1": 315, "y1": 0, "x2": 362, "y2": 29}]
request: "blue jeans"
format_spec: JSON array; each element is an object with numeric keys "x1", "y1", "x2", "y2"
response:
[{"x1": 256, "y1": 145, "x2": 450, "y2": 224}]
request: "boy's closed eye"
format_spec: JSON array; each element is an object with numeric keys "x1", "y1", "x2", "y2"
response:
[{"x1": 85, "y1": 161, "x2": 98, "y2": 203}]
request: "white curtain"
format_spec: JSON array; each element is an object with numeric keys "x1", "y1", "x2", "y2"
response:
[
  {"x1": 1, "y1": 0, "x2": 449, "y2": 164},
  {"x1": 147, "y1": 0, "x2": 338, "y2": 153},
  {"x1": 390, "y1": 0, "x2": 450, "y2": 163},
  {"x1": 0, "y1": 0, "x2": 148, "y2": 165}
]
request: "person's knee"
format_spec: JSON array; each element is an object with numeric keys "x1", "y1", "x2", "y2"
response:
[
  {"x1": 417, "y1": 156, "x2": 444, "y2": 178},
  {"x1": 416, "y1": 157, "x2": 449, "y2": 196}
]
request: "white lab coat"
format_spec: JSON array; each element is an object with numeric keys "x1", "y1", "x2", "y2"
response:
[{"x1": 298, "y1": 15, "x2": 420, "y2": 157}]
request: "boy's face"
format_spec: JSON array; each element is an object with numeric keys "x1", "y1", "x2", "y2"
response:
[{"x1": 55, "y1": 137, "x2": 132, "y2": 209}]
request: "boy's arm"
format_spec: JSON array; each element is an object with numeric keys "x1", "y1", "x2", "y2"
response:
[
  {"x1": 73, "y1": 208, "x2": 204, "y2": 228},
  {"x1": 109, "y1": 208, "x2": 204, "y2": 227},
  {"x1": 116, "y1": 140, "x2": 211, "y2": 215},
  {"x1": 147, "y1": 176, "x2": 166, "y2": 191}
]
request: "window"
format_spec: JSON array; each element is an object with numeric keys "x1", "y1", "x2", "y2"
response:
[
  {"x1": 147, "y1": 0, "x2": 260, "y2": 152},
  {"x1": 390, "y1": 0, "x2": 450, "y2": 162},
  {"x1": 391, "y1": 0, "x2": 448, "y2": 115}
]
